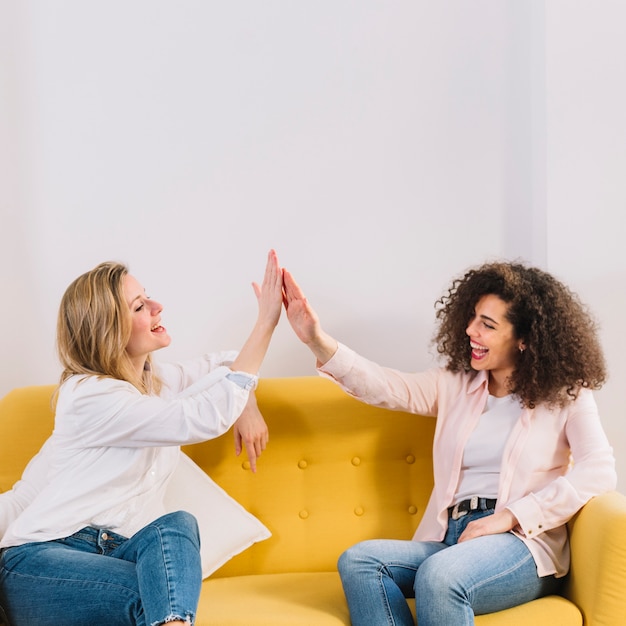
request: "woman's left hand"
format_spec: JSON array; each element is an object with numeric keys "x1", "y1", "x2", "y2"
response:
[
  {"x1": 457, "y1": 509, "x2": 518, "y2": 543},
  {"x1": 233, "y1": 392, "x2": 269, "y2": 473}
]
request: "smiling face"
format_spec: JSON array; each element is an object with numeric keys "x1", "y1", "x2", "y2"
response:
[
  {"x1": 466, "y1": 294, "x2": 525, "y2": 396},
  {"x1": 123, "y1": 274, "x2": 171, "y2": 375}
]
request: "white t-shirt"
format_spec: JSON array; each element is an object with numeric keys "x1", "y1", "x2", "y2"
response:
[{"x1": 454, "y1": 393, "x2": 521, "y2": 502}]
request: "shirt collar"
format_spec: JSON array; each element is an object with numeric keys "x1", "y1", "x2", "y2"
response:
[{"x1": 467, "y1": 369, "x2": 490, "y2": 395}]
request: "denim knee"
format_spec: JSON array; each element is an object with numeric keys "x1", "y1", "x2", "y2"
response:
[
  {"x1": 337, "y1": 546, "x2": 351, "y2": 579},
  {"x1": 151, "y1": 511, "x2": 200, "y2": 547},
  {"x1": 414, "y1": 554, "x2": 453, "y2": 599},
  {"x1": 337, "y1": 541, "x2": 373, "y2": 577}
]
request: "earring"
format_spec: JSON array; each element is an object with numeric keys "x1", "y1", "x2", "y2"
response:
[{"x1": 519, "y1": 346, "x2": 525, "y2": 353}]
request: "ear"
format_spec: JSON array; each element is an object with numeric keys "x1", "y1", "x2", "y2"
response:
[{"x1": 518, "y1": 341, "x2": 527, "y2": 353}]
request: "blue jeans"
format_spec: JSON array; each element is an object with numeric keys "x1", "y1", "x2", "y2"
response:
[
  {"x1": 337, "y1": 509, "x2": 562, "y2": 626},
  {"x1": 0, "y1": 511, "x2": 202, "y2": 626}
]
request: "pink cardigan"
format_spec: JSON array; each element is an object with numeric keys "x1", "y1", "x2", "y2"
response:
[{"x1": 318, "y1": 343, "x2": 617, "y2": 577}]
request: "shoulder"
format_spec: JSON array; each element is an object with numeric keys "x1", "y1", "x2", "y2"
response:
[
  {"x1": 531, "y1": 386, "x2": 599, "y2": 417},
  {"x1": 57, "y1": 375, "x2": 140, "y2": 412},
  {"x1": 437, "y1": 367, "x2": 486, "y2": 392}
]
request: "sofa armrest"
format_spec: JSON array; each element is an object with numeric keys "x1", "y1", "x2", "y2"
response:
[{"x1": 563, "y1": 490, "x2": 626, "y2": 625}]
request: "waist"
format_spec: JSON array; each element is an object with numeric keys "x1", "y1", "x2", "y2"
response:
[{"x1": 448, "y1": 496, "x2": 497, "y2": 520}]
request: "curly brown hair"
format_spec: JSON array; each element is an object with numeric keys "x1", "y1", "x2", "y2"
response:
[{"x1": 433, "y1": 261, "x2": 606, "y2": 408}]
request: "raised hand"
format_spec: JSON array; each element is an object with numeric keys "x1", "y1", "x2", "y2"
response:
[
  {"x1": 283, "y1": 269, "x2": 338, "y2": 365},
  {"x1": 231, "y1": 250, "x2": 284, "y2": 376},
  {"x1": 282, "y1": 270, "x2": 321, "y2": 345},
  {"x1": 252, "y1": 249, "x2": 283, "y2": 331}
]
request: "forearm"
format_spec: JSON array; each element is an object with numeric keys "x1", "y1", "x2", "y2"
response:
[
  {"x1": 305, "y1": 329, "x2": 339, "y2": 367},
  {"x1": 230, "y1": 319, "x2": 277, "y2": 375}
]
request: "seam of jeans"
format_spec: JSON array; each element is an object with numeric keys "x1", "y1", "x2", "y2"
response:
[
  {"x1": 377, "y1": 566, "x2": 397, "y2": 626},
  {"x1": 465, "y1": 546, "x2": 534, "y2": 596}
]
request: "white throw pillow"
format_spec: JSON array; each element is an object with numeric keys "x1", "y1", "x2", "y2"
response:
[{"x1": 164, "y1": 452, "x2": 271, "y2": 578}]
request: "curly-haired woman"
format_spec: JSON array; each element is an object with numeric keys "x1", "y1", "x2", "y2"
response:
[{"x1": 282, "y1": 261, "x2": 616, "y2": 626}]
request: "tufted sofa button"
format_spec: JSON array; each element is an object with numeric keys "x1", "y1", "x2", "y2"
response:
[
  {"x1": 405, "y1": 454, "x2": 415, "y2": 464},
  {"x1": 354, "y1": 506, "x2": 364, "y2": 516},
  {"x1": 299, "y1": 510, "x2": 309, "y2": 520},
  {"x1": 351, "y1": 457, "x2": 361, "y2": 466},
  {"x1": 242, "y1": 461, "x2": 251, "y2": 470},
  {"x1": 408, "y1": 505, "x2": 418, "y2": 515},
  {"x1": 298, "y1": 459, "x2": 308, "y2": 469}
]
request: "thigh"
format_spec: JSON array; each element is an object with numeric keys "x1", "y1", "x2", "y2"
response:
[
  {"x1": 0, "y1": 541, "x2": 142, "y2": 626},
  {"x1": 416, "y1": 532, "x2": 560, "y2": 614},
  {"x1": 339, "y1": 538, "x2": 447, "y2": 598}
]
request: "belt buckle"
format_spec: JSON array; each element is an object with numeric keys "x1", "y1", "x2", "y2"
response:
[
  {"x1": 451, "y1": 496, "x2": 479, "y2": 521},
  {"x1": 450, "y1": 502, "x2": 466, "y2": 521}
]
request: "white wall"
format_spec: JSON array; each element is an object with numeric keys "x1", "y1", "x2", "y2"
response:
[
  {"x1": 544, "y1": 1, "x2": 626, "y2": 492},
  {"x1": 0, "y1": 1, "x2": 623, "y2": 490}
]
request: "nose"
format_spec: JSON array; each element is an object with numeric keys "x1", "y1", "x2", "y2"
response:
[
  {"x1": 466, "y1": 318, "x2": 477, "y2": 337},
  {"x1": 151, "y1": 299, "x2": 163, "y2": 315}
]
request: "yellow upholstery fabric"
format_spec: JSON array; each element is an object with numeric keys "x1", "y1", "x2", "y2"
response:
[
  {"x1": 197, "y1": 573, "x2": 350, "y2": 625},
  {"x1": 564, "y1": 490, "x2": 626, "y2": 625},
  {"x1": 0, "y1": 378, "x2": 624, "y2": 625},
  {"x1": 0, "y1": 385, "x2": 56, "y2": 492}
]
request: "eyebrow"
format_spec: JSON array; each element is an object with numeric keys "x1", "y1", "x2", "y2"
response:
[
  {"x1": 129, "y1": 292, "x2": 145, "y2": 306},
  {"x1": 479, "y1": 313, "x2": 499, "y2": 326}
]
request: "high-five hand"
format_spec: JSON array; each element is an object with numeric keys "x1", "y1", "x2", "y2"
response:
[
  {"x1": 283, "y1": 269, "x2": 338, "y2": 366},
  {"x1": 231, "y1": 249, "x2": 283, "y2": 376}
]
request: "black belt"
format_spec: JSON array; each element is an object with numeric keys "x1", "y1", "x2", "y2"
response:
[{"x1": 448, "y1": 497, "x2": 497, "y2": 520}]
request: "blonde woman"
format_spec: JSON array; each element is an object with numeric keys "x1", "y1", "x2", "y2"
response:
[{"x1": 0, "y1": 250, "x2": 283, "y2": 626}]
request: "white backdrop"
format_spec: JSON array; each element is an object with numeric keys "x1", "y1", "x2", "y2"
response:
[{"x1": 1, "y1": 1, "x2": 624, "y2": 490}]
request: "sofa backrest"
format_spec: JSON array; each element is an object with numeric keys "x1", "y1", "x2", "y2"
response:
[
  {"x1": 0, "y1": 378, "x2": 436, "y2": 577},
  {"x1": 186, "y1": 377, "x2": 435, "y2": 576},
  {"x1": 0, "y1": 385, "x2": 56, "y2": 493}
]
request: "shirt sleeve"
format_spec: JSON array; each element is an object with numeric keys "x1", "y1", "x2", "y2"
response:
[
  {"x1": 54, "y1": 365, "x2": 251, "y2": 448},
  {"x1": 0, "y1": 440, "x2": 52, "y2": 537},
  {"x1": 156, "y1": 351, "x2": 240, "y2": 393},
  {"x1": 506, "y1": 390, "x2": 616, "y2": 537},
  {"x1": 317, "y1": 342, "x2": 441, "y2": 416}
]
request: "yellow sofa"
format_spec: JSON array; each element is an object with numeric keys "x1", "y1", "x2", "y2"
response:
[{"x1": 0, "y1": 378, "x2": 625, "y2": 625}]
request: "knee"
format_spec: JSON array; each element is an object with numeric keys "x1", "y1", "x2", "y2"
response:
[
  {"x1": 337, "y1": 545, "x2": 355, "y2": 577},
  {"x1": 337, "y1": 541, "x2": 382, "y2": 579},
  {"x1": 167, "y1": 510, "x2": 199, "y2": 534},
  {"x1": 151, "y1": 511, "x2": 200, "y2": 548},
  {"x1": 414, "y1": 557, "x2": 457, "y2": 602}
]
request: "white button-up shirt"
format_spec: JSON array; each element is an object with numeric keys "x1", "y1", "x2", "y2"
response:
[{"x1": 0, "y1": 351, "x2": 255, "y2": 547}]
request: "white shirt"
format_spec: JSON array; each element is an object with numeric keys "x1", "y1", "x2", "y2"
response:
[
  {"x1": 0, "y1": 352, "x2": 255, "y2": 547},
  {"x1": 454, "y1": 393, "x2": 521, "y2": 502}
]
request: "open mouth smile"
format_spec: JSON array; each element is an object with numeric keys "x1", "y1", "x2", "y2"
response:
[{"x1": 470, "y1": 341, "x2": 488, "y2": 360}]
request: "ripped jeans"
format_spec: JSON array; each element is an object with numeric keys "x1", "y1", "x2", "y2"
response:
[{"x1": 0, "y1": 511, "x2": 202, "y2": 626}]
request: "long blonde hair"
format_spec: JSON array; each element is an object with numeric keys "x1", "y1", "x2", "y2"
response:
[{"x1": 57, "y1": 262, "x2": 161, "y2": 394}]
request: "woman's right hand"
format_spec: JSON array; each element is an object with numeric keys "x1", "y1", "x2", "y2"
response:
[
  {"x1": 251, "y1": 248, "x2": 283, "y2": 331},
  {"x1": 283, "y1": 269, "x2": 338, "y2": 365}
]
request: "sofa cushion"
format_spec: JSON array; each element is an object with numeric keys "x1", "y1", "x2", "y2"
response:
[
  {"x1": 198, "y1": 572, "x2": 349, "y2": 625},
  {"x1": 196, "y1": 572, "x2": 582, "y2": 626}
]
